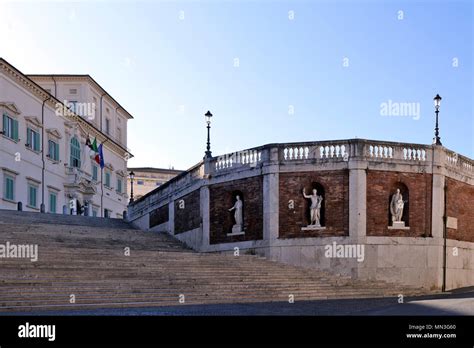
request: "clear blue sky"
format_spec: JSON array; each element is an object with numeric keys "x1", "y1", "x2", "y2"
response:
[{"x1": 1, "y1": 0, "x2": 472, "y2": 170}]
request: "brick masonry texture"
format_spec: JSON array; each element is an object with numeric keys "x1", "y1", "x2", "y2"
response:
[
  {"x1": 446, "y1": 177, "x2": 474, "y2": 243},
  {"x1": 366, "y1": 171, "x2": 432, "y2": 237},
  {"x1": 174, "y1": 190, "x2": 201, "y2": 234},
  {"x1": 149, "y1": 204, "x2": 169, "y2": 228},
  {"x1": 279, "y1": 170, "x2": 349, "y2": 238},
  {"x1": 209, "y1": 176, "x2": 263, "y2": 244}
]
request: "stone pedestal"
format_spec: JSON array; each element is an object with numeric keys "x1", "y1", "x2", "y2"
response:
[
  {"x1": 388, "y1": 221, "x2": 410, "y2": 230},
  {"x1": 301, "y1": 225, "x2": 326, "y2": 231},
  {"x1": 227, "y1": 225, "x2": 245, "y2": 236}
]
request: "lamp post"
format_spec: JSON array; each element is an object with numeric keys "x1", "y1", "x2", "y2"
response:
[
  {"x1": 204, "y1": 110, "x2": 213, "y2": 159},
  {"x1": 129, "y1": 170, "x2": 135, "y2": 204},
  {"x1": 433, "y1": 94, "x2": 442, "y2": 146}
]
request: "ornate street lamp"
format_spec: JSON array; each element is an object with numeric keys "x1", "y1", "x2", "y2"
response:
[
  {"x1": 204, "y1": 110, "x2": 213, "y2": 159},
  {"x1": 129, "y1": 170, "x2": 135, "y2": 203},
  {"x1": 433, "y1": 94, "x2": 442, "y2": 145}
]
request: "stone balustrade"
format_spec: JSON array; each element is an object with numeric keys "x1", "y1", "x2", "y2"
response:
[
  {"x1": 214, "y1": 147, "x2": 265, "y2": 171},
  {"x1": 129, "y1": 139, "x2": 472, "y2": 219},
  {"x1": 444, "y1": 149, "x2": 474, "y2": 176}
]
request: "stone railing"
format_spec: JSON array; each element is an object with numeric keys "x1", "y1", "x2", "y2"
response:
[
  {"x1": 444, "y1": 148, "x2": 474, "y2": 177},
  {"x1": 65, "y1": 166, "x2": 92, "y2": 184},
  {"x1": 212, "y1": 146, "x2": 267, "y2": 172},
  {"x1": 280, "y1": 140, "x2": 351, "y2": 161},
  {"x1": 128, "y1": 161, "x2": 204, "y2": 218},
  {"x1": 128, "y1": 139, "x2": 472, "y2": 220},
  {"x1": 279, "y1": 139, "x2": 431, "y2": 163},
  {"x1": 365, "y1": 141, "x2": 430, "y2": 162}
]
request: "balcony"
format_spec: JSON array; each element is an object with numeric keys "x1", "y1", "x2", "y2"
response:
[{"x1": 64, "y1": 167, "x2": 96, "y2": 197}]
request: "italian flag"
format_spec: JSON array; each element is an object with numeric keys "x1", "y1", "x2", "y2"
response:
[{"x1": 86, "y1": 136, "x2": 103, "y2": 167}]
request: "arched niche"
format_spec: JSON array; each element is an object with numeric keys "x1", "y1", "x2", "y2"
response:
[
  {"x1": 388, "y1": 182, "x2": 409, "y2": 227},
  {"x1": 303, "y1": 182, "x2": 325, "y2": 227},
  {"x1": 229, "y1": 190, "x2": 245, "y2": 227}
]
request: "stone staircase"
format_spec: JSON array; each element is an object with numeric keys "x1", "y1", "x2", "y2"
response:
[
  {"x1": 0, "y1": 212, "x2": 429, "y2": 312},
  {"x1": 0, "y1": 209, "x2": 134, "y2": 229}
]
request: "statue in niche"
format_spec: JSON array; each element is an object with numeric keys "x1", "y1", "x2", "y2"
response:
[
  {"x1": 390, "y1": 188, "x2": 405, "y2": 226},
  {"x1": 228, "y1": 195, "x2": 243, "y2": 234},
  {"x1": 302, "y1": 188, "x2": 323, "y2": 227}
]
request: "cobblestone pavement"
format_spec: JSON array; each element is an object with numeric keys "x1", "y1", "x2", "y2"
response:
[{"x1": 3, "y1": 290, "x2": 473, "y2": 316}]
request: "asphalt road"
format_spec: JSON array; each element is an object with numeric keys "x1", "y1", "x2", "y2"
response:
[{"x1": 3, "y1": 290, "x2": 473, "y2": 316}]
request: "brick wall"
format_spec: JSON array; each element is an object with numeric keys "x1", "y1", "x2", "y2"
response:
[
  {"x1": 149, "y1": 204, "x2": 169, "y2": 228},
  {"x1": 446, "y1": 177, "x2": 474, "y2": 243},
  {"x1": 367, "y1": 171, "x2": 432, "y2": 237},
  {"x1": 279, "y1": 170, "x2": 349, "y2": 238},
  {"x1": 174, "y1": 190, "x2": 201, "y2": 234},
  {"x1": 209, "y1": 176, "x2": 263, "y2": 244}
]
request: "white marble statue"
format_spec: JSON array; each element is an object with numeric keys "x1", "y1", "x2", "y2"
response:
[
  {"x1": 228, "y1": 195, "x2": 243, "y2": 233},
  {"x1": 302, "y1": 188, "x2": 323, "y2": 227},
  {"x1": 390, "y1": 188, "x2": 405, "y2": 223}
]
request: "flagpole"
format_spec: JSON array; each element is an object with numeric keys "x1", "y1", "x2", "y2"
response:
[
  {"x1": 101, "y1": 166, "x2": 103, "y2": 217},
  {"x1": 99, "y1": 139, "x2": 109, "y2": 218}
]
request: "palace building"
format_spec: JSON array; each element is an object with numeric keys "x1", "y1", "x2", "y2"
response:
[
  {"x1": 128, "y1": 139, "x2": 474, "y2": 291},
  {"x1": 0, "y1": 58, "x2": 133, "y2": 218},
  {"x1": 127, "y1": 167, "x2": 183, "y2": 201}
]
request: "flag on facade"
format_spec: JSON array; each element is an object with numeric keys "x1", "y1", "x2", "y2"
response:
[
  {"x1": 91, "y1": 138, "x2": 98, "y2": 153},
  {"x1": 98, "y1": 143, "x2": 105, "y2": 169},
  {"x1": 86, "y1": 136, "x2": 98, "y2": 153}
]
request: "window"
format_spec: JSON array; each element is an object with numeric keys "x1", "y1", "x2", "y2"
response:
[
  {"x1": 68, "y1": 101, "x2": 77, "y2": 113},
  {"x1": 69, "y1": 88, "x2": 77, "y2": 95},
  {"x1": 28, "y1": 184, "x2": 38, "y2": 208},
  {"x1": 3, "y1": 175, "x2": 15, "y2": 201},
  {"x1": 2, "y1": 113, "x2": 19, "y2": 141},
  {"x1": 104, "y1": 209, "x2": 111, "y2": 218},
  {"x1": 92, "y1": 165, "x2": 98, "y2": 181},
  {"x1": 117, "y1": 178, "x2": 122, "y2": 193},
  {"x1": 26, "y1": 128, "x2": 41, "y2": 151},
  {"x1": 49, "y1": 192, "x2": 57, "y2": 213},
  {"x1": 116, "y1": 128, "x2": 122, "y2": 143},
  {"x1": 105, "y1": 172, "x2": 111, "y2": 187},
  {"x1": 70, "y1": 137, "x2": 81, "y2": 168},
  {"x1": 137, "y1": 180, "x2": 144, "y2": 185},
  {"x1": 155, "y1": 182, "x2": 162, "y2": 186},
  {"x1": 48, "y1": 140, "x2": 60, "y2": 161},
  {"x1": 105, "y1": 118, "x2": 110, "y2": 135},
  {"x1": 92, "y1": 209, "x2": 98, "y2": 217}
]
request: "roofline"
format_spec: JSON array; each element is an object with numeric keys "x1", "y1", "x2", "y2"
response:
[
  {"x1": 130, "y1": 161, "x2": 203, "y2": 203},
  {"x1": 26, "y1": 74, "x2": 134, "y2": 119},
  {"x1": 127, "y1": 167, "x2": 184, "y2": 173},
  {"x1": 0, "y1": 58, "x2": 133, "y2": 157}
]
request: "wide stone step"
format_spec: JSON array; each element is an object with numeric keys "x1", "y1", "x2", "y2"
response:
[
  {"x1": 0, "y1": 290, "x2": 408, "y2": 307},
  {"x1": 0, "y1": 212, "x2": 430, "y2": 313},
  {"x1": 0, "y1": 210, "x2": 136, "y2": 229}
]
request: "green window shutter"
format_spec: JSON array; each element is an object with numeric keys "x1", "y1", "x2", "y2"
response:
[
  {"x1": 70, "y1": 137, "x2": 81, "y2": 167},
  {"x1": 29, "y1": 186, "x2": 37, "y2": 207},
  {"x1": 34, "y1": 131, "x2": 40, "y2": 151},
  {"x1": 55, "y1": 142, "x2": 60, "y2": 161},
  {"x1": 92, "y1": 165, "x2": 98, "y2": 181},
  {"x1": 12, "y1": 119, "x2": 18, "y2": 141},
  {"x1": 9, "y1": 178, "x2": 14, "y2": 200},
  {"x1": 5, "y1": 177, "x2": 14, "y2": 201},
  {"x1": 49, "y1": 193, "x2": 57, "y2": 213},
  {"x1": 48, "y1": 140, "x2": 53, "y2": 158}
]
